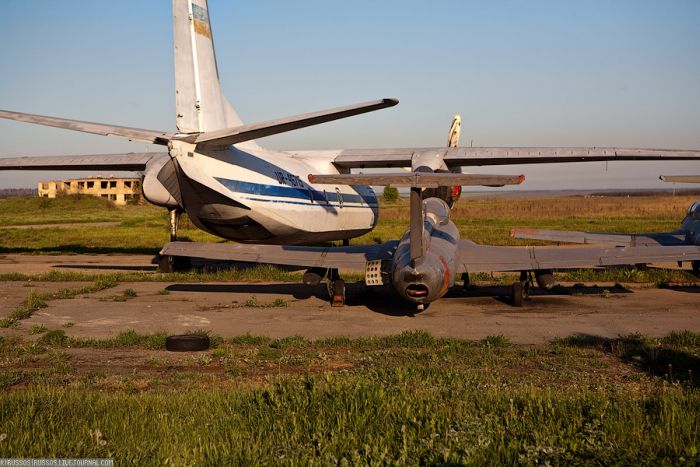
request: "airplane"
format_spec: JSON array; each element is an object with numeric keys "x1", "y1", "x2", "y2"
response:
[
  {"x1": 512, "y1": 177, "x2": 700, "y2": 278},
  {"x1": 3, "y1": 0, "x2": 700, "y2": 310}
]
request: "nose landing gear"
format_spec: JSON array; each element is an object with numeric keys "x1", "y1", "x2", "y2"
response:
[{"x1": 326, "y1": 269, "x2": 345, "y2": 307}]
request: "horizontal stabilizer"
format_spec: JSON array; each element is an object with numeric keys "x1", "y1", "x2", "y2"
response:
[
  {"x1": 178, "y1": 98, "x2": 399, "y2": 147},
  {"x1": 660, "y1": 175, "x2": 700, "y2": 184},
  {"x1": 160, "y1": 241, "x2": 398, "y2": 270},
  {"x1": 0, "y1": 152, "x2": 168, "y2": 171},
  {"x1": 307, "y1": 172, "x2": 525, "y2": 187},
  {"x1": 510, "y1": 228, "x2": 686, "y2": 247},
  {"x1": 0, "y1": 109, "x2": 175, "y2": 145}
]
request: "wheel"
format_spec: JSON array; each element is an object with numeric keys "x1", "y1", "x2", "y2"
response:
[
  {"x1": 512, "y1": 282, "x2": 524, "y2": 307},
  {"x1": 157, "y1": 254, "x2": 174, "y2": 273},
  {"x1": 165, "y1": 334, "x2": 210, "y2": 352},
  {"x1": 330, "y1": 279, "x2": 345, "y2": 307}
]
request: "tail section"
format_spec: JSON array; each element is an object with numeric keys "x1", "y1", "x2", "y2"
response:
[{"x1": 173, "y1": 0, "x2": 242, "y2": 134}]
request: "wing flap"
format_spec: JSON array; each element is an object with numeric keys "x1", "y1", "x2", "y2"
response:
[
  {"x1": 0, "y1": 110, "x2": 175, "y2": 145},
  {"x1": 0, "y1": 152, "x2": 168, "y2": 171},
  {"x1": 458, "y1": 243, "x2": 700, "y2": 273},
  {"x1": 160, "y1": 241, "x2": 398, "y2": 270},
  {"x1": 307, "y1": 172, "x2": 525, "y2": 187}
]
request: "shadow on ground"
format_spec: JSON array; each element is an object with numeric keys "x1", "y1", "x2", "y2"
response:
[
  {"x1": 0, "y1": 246, "x2": 160, "y2": 255},
  {"x1": 557, "y1": 333, "x2": 700, "y2": 388}
]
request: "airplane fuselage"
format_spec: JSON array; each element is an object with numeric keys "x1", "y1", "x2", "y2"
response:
[{"x1": 152, "y1": 143, "x2": 379, "y2": 245}]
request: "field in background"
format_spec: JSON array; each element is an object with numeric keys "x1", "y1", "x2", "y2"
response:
[{"x1": 0, "y1": 193, "x2": 697, "y2": 253}]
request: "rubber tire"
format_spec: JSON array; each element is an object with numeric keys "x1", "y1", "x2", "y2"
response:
[
  {"x1": 512, "y1": 282, "x2": 524, "y2": 307},
  {"x1": 165, "y1": 334, "x2": 210, "y2": 352}
]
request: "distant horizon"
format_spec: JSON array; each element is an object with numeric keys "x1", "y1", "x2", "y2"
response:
[{"x1": 1, "y1": 1, "x2": 699, "y2": 189}]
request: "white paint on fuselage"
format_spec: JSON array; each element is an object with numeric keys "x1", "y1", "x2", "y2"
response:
[{"x1": 174, "y1": 142, "x2": 378, "y2": 242}]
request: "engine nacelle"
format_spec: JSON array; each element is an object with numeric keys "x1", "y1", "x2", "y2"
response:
[{"x1": 142, "y1": 155, "x2": 181, "y2": 209}]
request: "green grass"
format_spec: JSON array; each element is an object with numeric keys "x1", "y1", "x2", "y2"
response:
[
  {"x1": 0, "y1": 331, "x2": 698, "y2": 463},
  {"x1": 0, "y1": 371, "x2": 697, "y2": 464}
]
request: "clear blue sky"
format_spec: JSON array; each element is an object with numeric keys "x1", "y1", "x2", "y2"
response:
[{"x1": 1, "y1": 0, "x2": 699, "y2": 190}]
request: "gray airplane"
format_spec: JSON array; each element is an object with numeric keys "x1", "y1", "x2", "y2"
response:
[
  {"x1": 512, "y1": 177, "x2": 700, "y2": 278},
  {"x1": 3, "y1": 0, "x2": 700, "y2": 310}
]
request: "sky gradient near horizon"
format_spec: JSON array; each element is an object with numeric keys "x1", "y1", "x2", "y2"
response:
[{"x1": 1, "y1": 0, "x2": 699, "y2": 190}]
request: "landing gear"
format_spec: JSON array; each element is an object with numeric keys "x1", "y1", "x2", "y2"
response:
[
  {"x1": 326, "y1": 269, "x2": 345, "y2": 307},
  {"x1": 511, "y1": 282, "x2": 524, "y2": 307},
  {"x1": 461, "y1": 272, "x2": 470, "y2": 290},
  {"x1": 169, "y1": 208, "x2": 182, "y2": 241},
  {"x1": 511, "y1": 271, "x2": 534, "y2": 307}
]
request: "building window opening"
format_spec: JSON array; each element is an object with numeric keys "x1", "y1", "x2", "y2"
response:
[
  {"x1": 87, "y1": 181, "x2": 94, "y2": 189},
  {"x1": 78, "y1": 182, "x2": 85, "y2": 189},
  {"x1": 124, "y1": 181, "x2": 132, "y2": 188},
  {"x1": 101, "y1": 181, "x2": 108, "y2": 189},
  {"x1": 109, "y1": 181, "x2": 117, "y2": 188}
]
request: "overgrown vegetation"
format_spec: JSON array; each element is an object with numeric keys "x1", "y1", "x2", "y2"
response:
[{"x1": 0, "y1": 330, "x2": 698, "y2": 464}]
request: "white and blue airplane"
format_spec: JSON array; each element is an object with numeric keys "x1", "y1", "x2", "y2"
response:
[{"x1": 3, "y1": 0, "x2": 700, "y2": 309}]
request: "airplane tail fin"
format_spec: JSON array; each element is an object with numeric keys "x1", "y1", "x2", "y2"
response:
[{"x1": 173, "y1": 0, "x2": 243, "y2": 134}]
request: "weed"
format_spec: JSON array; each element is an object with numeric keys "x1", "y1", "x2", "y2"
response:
[
  {"x1": 30, "y1": 324, "x2": 48, "y2": 335},
  {"x1": 38, "y1": 330, "x2": 68, "y2": 346}
]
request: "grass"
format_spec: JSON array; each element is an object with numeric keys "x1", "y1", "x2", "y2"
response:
[{"x1": 0, "y1": 330, "x2": 698, "y2": 464}]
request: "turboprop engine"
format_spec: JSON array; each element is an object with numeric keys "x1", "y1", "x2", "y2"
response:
[
  {"x1": 141, "y1": 155, "x2": 181, "y2": 209},
  {"x1": 391, "y1": 197, "x2": 460, "y2": 304}
]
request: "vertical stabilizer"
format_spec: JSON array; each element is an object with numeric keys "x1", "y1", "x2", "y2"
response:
[{"x1": 173, "y1": 0, "x2": 243, "y2": 134}]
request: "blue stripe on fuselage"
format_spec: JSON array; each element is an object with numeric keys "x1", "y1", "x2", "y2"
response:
[{"x1": 214, "y1": 177, "x2": 377, "y2": 206}]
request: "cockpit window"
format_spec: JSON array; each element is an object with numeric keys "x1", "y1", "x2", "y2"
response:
[{"x1": 688, "y1": 201, "x2": 700, "y2": 219}]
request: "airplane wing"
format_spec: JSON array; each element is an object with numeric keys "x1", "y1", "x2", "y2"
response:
[
  {"x1": 0, "y1": 110, "x2": 176, "y2": 145},
  {"x1": 160, "y1": 241, "x2": 399, "y2": 270},
  {"x1": 509, "y1": 228, "x2": 687, "y2": 247},
  {"x1": 307, "y1": 147, "x2": 700, "y2": 169},
  {"x1": 0, "y1": 153, "x2": 169, "y2": 171},
  {"x1": 1, "y1": 99, "x2": 398, "y2": 149},
  {"x1": 457, "y1": 242, "x2": 700, "y2": 273}
]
